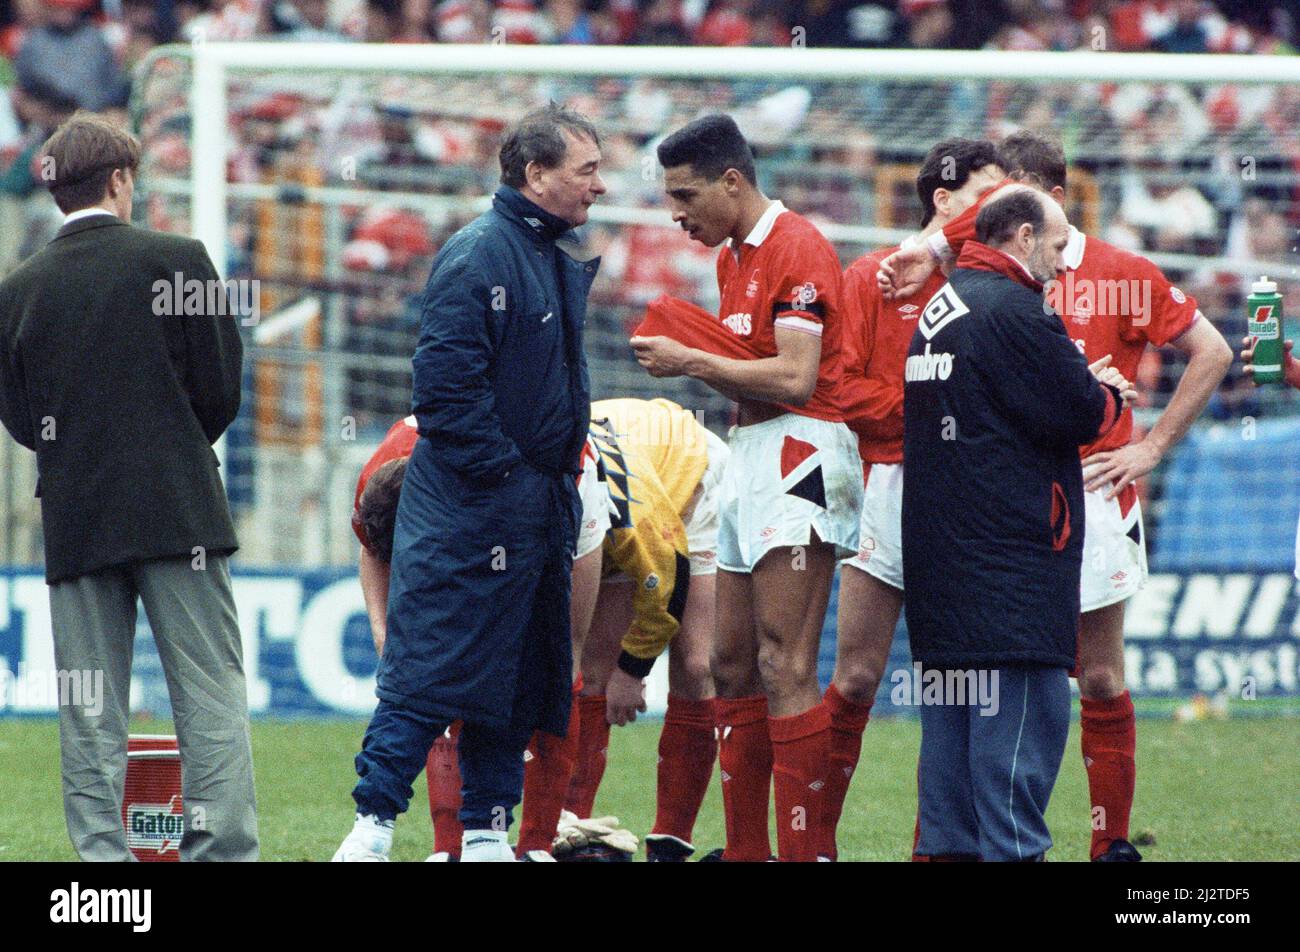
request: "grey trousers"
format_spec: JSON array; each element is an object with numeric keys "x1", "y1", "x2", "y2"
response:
[{"x1": 47, "y1": 554, "x2": 259, "y2": 861}]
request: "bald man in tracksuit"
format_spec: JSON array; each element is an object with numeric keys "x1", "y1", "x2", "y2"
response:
[{"x1": 902, "y1": 190, "x2": 1129, "y2": 861}]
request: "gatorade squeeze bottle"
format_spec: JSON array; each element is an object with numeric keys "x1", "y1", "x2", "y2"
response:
[{"x1": 1248, "y1": 276, "x2": 1285, "y2": 384}]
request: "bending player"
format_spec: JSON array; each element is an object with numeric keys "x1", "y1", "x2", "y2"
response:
[
  {"x1": 351, "y1": 415, "x2": 609, "y2": 861},
  {"x1": 631, "y1": 115, "x2": 862, "y2": 862},
  {"x1": 826, "y1": 138, "x2": 1003, "y2": 861},
  {"x1": 563, "y1": 397, "x2": 728, "y2": 862},
  {"x1": 879, "y1": 131, "x2": 1233, "y2": 861}
]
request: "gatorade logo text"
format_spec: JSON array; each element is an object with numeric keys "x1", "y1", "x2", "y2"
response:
[{"x1": 126, "y1": 795, "x2": 184, "y2": 856}]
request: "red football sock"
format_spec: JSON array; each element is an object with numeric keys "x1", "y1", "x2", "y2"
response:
[
  {"x1": 818, "y1": 684, "x2": 872, "y2": 860},
  {"x1": 1080, "y1": 691, "x2": 1136, "y2": 859},
  {"x1": 426, "y1": 724, "x2": 463, "y2": 857},
  {"x1": 517, "y1": 685, "x2": 582, "y2": 855},
  {"x1": 769, "y1": 703, "x2": 830, "y2": 863},
  {"x1": 715, "y1": 694, "x2": 773, "y2": 862},
  {"x1": 564, "y1": 694, "x2": 610, "y2": 818},
  {"x1": 650, "y1": 694, "x2": 717, "y2": 844}
]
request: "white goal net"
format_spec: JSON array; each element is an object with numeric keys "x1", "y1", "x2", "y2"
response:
[{"x1": 121, "y1": 43, "x2": 1300, "y2": 571}]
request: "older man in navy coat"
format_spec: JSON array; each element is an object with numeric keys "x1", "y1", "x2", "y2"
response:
[{"x1": 333, "y1": 104, "x2": 606, "y2": 862}]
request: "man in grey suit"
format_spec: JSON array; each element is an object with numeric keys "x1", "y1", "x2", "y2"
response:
[{"x1": 0, "y1": 112, "x2": 257, "y2": 861}]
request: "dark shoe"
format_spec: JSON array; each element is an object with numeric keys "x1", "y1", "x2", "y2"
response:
[
  {"x1": 1093, "y1": 839, "x2": 1143, "y2": 862},
  {"x1": 554, "y1": 842, "x2": 633, "y2": 863},
  {"x1": 697, "y1": 848, "x2": 777, "y2": 862},
  {"x1": 645, "y1": 834, "x2": 694, "y2": 862}
]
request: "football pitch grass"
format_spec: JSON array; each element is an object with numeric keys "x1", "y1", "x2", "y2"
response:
[{"x1": 2, "y1": 714, "x2": 1296, "y2": 862}]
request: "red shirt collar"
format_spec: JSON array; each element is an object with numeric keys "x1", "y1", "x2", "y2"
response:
[{"x1": 955, "y1": 241, "x2": 1044, "y2": 294}]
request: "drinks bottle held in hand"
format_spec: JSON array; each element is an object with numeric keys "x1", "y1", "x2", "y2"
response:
[{"x1": 1248, "y1": 276, "x2": 1285, "y2": 384}]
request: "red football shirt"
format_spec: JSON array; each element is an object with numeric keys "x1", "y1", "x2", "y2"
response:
[
  {"x1": 940, "y1": 216, "x2": 1199, "y2": 458},
  {"x1": 714, "y1": 201, "x2": 846, "y2": 423},
  {"x1": 841, "y1": 243, "x2": 947, "y2": 465},
  {"x1": 1047, "y1": 226, "x2": 1199, "y2": 457},
  {"x1": 352, "y1": 416, "x2": 419, "y2": 551}
]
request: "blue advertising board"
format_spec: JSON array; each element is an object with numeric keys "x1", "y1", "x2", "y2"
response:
[{"x1": 2, "y1": 566, "x2": 1298, "y2": 717}]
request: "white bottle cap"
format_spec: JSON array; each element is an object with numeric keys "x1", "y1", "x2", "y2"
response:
[{"x1": 1252, "y1": 276, "x2": 1277, "y2": 294}]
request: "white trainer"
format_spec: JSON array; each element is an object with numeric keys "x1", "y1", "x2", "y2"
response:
[
  {"x1": 331, "y1": 814, "x2": 394, "y2": 862},
  {"x1": 460, "y1": 829, "x2": 515, "y2": 862}
]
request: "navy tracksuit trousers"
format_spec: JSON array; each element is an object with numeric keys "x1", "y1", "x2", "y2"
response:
[
  {"x1": 351, "y1": 700, "x2": 532, "y2": 830},
  {"x1": 915, "y1": 664, "x2": 1071, "y2": 861}
]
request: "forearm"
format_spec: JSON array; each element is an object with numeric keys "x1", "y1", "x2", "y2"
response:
[
  {"x1": 686, "y1": 350, "x2": 810, "y2": 406},
  {"x1": 358, "y1": 548, "x2": 391, "y2": 655},
  {"x1": 1145, "y1": 347, "x2": 1231, "y2": 456}
]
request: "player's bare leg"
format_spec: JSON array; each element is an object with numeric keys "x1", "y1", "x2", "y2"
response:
[
  {"x1": 516, "y1": 547, "x2": 604, "y2": 857},
  {"x1": 669, "y1": 572, "x2": 716, "y2": 700},
  {"x1": 1077, "y1": 600, "x2": 1140, "y2": 861},
  {"x1": 569, "y1": 547, "x2": 604, "y2": 682},
  {"x1": 647, "y1": 572, "x2": 717, "y2": 860},
  {"x1": 565, "y1": 577, "x2": 635, "y2": 818},
  {"x1": 820, "y1": 565, "x2": 902, "y2": 858},
  {"x1": 753, "y1": 537, "x2": 837, "y2": 862},
  {"x1": 710, "y1": 567, "x2": 771, "y2": 861}
]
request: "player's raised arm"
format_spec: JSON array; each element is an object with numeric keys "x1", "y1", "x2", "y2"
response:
[{"x1": 878, "y1": 177, "x2": 1018, "y2": 298}]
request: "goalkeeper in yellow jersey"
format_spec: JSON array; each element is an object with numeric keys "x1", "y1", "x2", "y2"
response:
[{"x1": 563, "y1": 397, "x2": 729, "y2": 862}]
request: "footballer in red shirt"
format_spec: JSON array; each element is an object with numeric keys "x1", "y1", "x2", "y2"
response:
[
  {"x1": 824, "y1": 138, "x2": 1003, "y2": 861},
  {"x1": 879, "y1": 132, "x2": 1233, "y2": 861},
  {"x1": 630, "y1": 115, "x2": 863, "y2": 862}
]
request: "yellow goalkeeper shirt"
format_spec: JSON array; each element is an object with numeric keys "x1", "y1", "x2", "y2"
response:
[{"x1": 588, "y1": 398, "x2": 711, "y2": 677}]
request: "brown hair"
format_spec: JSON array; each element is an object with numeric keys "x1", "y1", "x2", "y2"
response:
[
  {"x1": 499, "y1": 102, "x2": 600, "y2": 190},
  {"x1": 997, "y1": 130, "x2": 1068, "y2": 193},
  {"x1": 358, "y1": 457, "x2": 408, "y2": 563},
  {"x1": 40, "y1": 111, "x2": 142, "y2": 213}
]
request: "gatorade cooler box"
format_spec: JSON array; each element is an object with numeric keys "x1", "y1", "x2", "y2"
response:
[{"x1": 122, "y1": 735, "x2": 183, "y2": 862}]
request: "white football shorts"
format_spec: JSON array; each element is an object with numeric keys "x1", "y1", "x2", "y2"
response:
[
  {"x1": 841, "y1": 461, "x2": 904, "y2": 591},
  {"x1": 575, "y1": 441, "x2": 611, "y2": 560},
  {"x1": 1079, "y1": 483, "x2": 1148, "y2": 613},
  {"x1": 716, "y1": 413, "x2": 863, "y2": 574},
  {"x1": 681, "y1": 426, "x2": 730, "y2": 576}
]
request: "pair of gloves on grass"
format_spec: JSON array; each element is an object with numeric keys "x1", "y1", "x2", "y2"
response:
[{"x1": 551, "y1": 810, "x2": 639, "y2": 859}]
